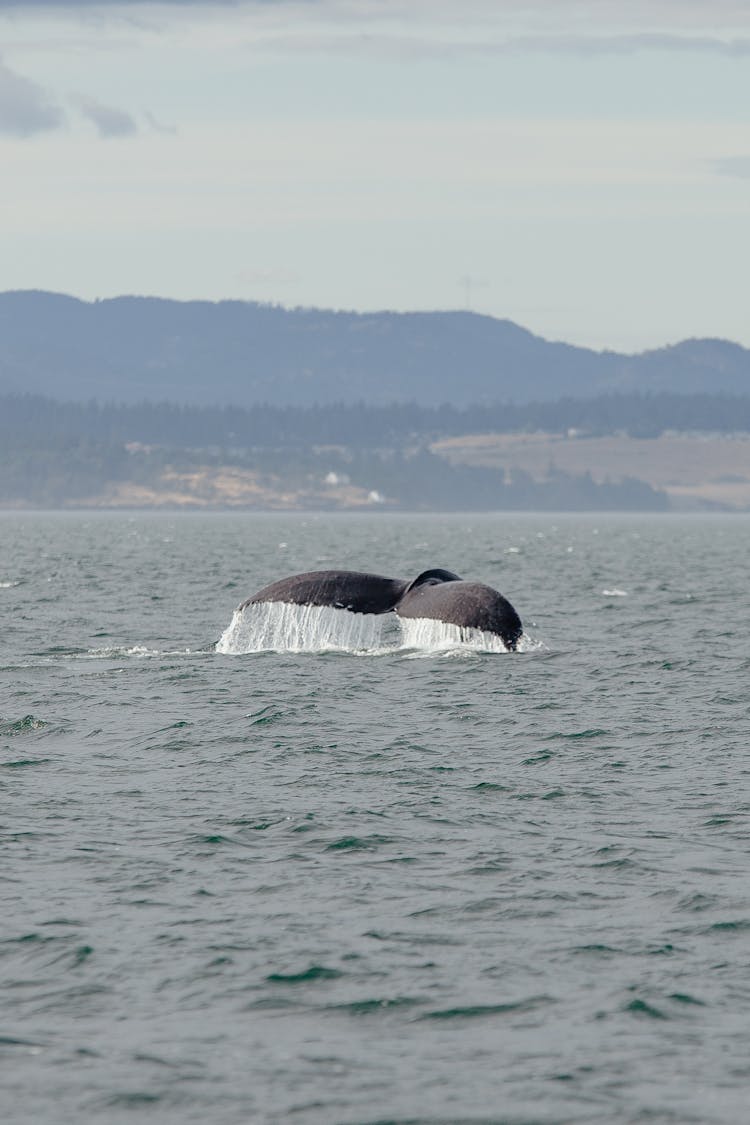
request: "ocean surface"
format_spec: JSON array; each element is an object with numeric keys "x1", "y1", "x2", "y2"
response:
[{"x1": 1, "y1": 511, "x2": 749, "y2": 1125}]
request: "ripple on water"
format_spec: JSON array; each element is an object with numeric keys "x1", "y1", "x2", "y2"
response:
[
  {"x1": 417, "y1": 995, "x2": 555, "y2": 1021},
  {"x1": 267, "y1": 965, "x2": 344, "y2": 984}
]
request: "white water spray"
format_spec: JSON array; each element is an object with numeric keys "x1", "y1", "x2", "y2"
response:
[
  {"x1": 216, "y1": 601, "x2": 396, "y2": 654},
  {"x1": 216, "y1": 601, "x2": 528, "y2": 655},
  {"x1": 398, "y1": 617, "x2": 511, "y2": 653}
]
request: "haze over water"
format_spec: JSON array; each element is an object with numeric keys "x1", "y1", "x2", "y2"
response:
[{"x1": 1, "y1": 512, "x2": 749, "y2": 1124}]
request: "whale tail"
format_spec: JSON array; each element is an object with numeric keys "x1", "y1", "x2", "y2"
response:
[{"x1": 236, "y1": 566, "x2": 522, "y2": 650}]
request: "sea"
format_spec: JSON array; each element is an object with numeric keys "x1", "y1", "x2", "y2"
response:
[{"x1": 1, "y1": 511, "x2": 749, "y2": 1125}]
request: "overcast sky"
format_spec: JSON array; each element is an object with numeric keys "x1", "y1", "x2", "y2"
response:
[{"x1": 1, "y1": 0, "x2": 749, "y2": 350}]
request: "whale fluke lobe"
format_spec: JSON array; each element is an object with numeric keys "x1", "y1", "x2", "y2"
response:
[
  {"x1": 240, "y1": 569, "x2": 408, "y2": 616},
  {"x1": 395, "y1": 579, "x2": 522, "y2": 651},
  {"x1": 237, "y1": 566, "x2": 523, "y2": 650}
]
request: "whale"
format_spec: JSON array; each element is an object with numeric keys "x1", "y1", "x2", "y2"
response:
[{"x1": 239, "y1": 567, "x2": 522, "y2": 650}]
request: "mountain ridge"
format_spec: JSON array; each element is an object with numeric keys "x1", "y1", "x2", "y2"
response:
[{"x1": 1, "y1": 290, "x2": 748, "y2": 407}]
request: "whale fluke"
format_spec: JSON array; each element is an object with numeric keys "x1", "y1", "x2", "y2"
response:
[{"x1": 237, "y1": 566, "x2": 523, "y2": 650}]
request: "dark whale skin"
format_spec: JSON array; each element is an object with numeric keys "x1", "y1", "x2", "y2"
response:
[
  {"x1": 239, "y1": 570, "x2": 408, "y2": 616},
  {"x1": 395, "y1": 580, "x2": 523, "y2": 651}
]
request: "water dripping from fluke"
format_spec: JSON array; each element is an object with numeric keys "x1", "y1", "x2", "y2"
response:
[
  {"x1": 216, "y1": 602, "x2": 395, "y2": 655},
  {"x1": 216, "y1": 601, "x2": 535, "y2": 656}
]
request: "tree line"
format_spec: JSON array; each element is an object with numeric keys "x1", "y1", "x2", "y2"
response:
[{"x1": 2, "y1": 390, "x2": 750, "y2": 451}]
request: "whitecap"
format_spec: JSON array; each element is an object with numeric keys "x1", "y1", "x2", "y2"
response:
[{"x1": 82, "y1": 646, "x2": 199, "y2": 660}]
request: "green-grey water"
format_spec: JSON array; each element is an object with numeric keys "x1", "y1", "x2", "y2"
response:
[{"x1": 1, "y1": 512, "x2": 749, "y2": 1124}]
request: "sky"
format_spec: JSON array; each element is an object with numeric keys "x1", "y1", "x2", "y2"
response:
[{"x1": 1, "y1": 0, "x2": 749, "y2": 351}]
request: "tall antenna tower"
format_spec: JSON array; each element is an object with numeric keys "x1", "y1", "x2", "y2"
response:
[{"x1": 458, "y1": 275, "x2": 489, "y2": 311}]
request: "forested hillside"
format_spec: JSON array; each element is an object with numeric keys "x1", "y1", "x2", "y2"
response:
[{"x1": 1, "y1": 291, "x2": 749, "y2": 406}]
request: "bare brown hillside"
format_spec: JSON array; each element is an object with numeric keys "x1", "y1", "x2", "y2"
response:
[{"x1": 432, "y1": 433, "x2": 750, "y2": 510}]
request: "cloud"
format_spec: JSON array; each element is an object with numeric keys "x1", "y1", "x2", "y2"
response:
[
  {"x1": 0, "y1": 0, "x2": 748, "y2": 21},
  {"x1": 498, "y1": 33, "x2": 750, "y2": 57},
  {"x1": 252, "y1": 29, "x2": 750, "y2": 60},
  {"x1": 713, "y1": 155, "x2": 750, "y2": 179},
  {"x1": 0, "y1": 57, "x2": 137, "y2": 141},
  {"x1": 0, "y1": 56, "x2": 64, "y2": 136},
  {"x1": 0, "y1": 1, "x2": 239, "y2": 5},
  {"x1": 74, "y1": 93, "x2": 137, "y2": 136},
  {"x1": 2, "y1": 1, "x2": 750, "y2": 55},
  {"x1": 144, "y1": 109, "x2": 177, "y2": 135}
]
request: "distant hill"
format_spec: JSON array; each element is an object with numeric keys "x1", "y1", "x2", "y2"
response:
[{"x1": 1, "y1": 290, "x2": 748, "y2": 407}]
